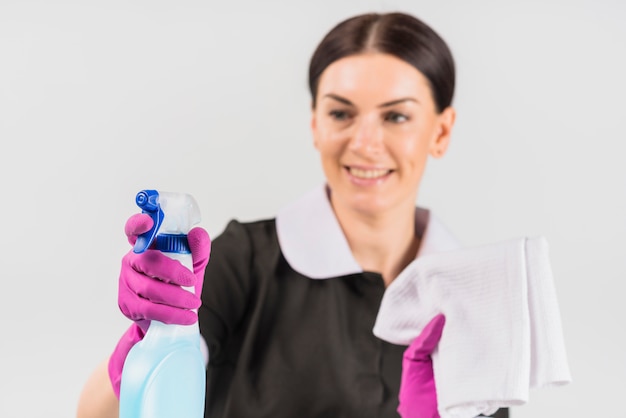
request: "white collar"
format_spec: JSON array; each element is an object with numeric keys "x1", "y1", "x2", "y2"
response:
[{"x1": 276, "y1": 184, "x2": 461, "y2": 279}]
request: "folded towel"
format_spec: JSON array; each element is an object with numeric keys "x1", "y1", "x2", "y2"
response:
[{"x1": 372, "y1": 237, "x2": 571, "y2": 418}]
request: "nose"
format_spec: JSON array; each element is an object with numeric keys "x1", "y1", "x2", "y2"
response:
[{"x1": 348, "y1": 114, "x2": 384, "y2": 155}]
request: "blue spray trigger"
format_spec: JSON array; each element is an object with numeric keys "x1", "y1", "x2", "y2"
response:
[{"x1": 133, "y1": 190, "x2": 164, "y2": 254}]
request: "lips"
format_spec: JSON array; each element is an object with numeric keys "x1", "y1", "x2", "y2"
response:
[
  {"x1": 344, "y1": 165, "x2": 394, "y2": 183},
  {"x1": 348, "y1": 167, "x2": 391, "y2": 179}
]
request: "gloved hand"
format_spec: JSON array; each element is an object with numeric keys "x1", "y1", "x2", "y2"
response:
[
  {"x1": 108, "y1": 213, "x2": 211, "y2": 398},
  {"x1": 397, "y1": 314, "x2": 445, "y2": 418}
]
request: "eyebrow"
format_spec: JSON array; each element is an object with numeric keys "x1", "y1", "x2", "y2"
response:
[{"x1": 323, "y1": 93, "x2": 419, "y2": 108}]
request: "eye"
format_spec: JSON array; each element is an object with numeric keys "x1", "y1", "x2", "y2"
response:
[
  {"x1": 384, "y1": 111, "x2": 410, "y2": 123},
  {"x1": 329, "y1": 110, "x2": 352, "y2": 121}
]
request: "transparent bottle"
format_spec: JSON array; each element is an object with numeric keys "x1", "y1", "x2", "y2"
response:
[{"x1": 119, "y1": 190, "x2": 206, "y2": 418}]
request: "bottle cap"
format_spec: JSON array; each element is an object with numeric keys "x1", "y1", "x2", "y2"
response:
[{"x1": 154, "y1": 234, "x2": 191, "y2": 254}]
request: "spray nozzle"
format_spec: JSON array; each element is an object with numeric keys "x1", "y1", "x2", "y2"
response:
[
  {"x1": 133, "y1": 190, "x2": 165, "y2": 254},
  {"x1": 133, "y1": 189, "x2": 201, "y2": 254}
]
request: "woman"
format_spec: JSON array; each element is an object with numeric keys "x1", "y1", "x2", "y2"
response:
[{"x1": 77, "y1": 12, "x2": 508, "y2": 418}]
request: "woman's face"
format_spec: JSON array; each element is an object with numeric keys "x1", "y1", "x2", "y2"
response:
[{"x1": 311, "y1": 52, "x2": 455, "y2": 216}]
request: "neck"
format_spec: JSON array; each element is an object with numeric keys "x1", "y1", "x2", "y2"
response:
[{"x1": 331, "y1": 197, "x2": 419, "y2": 287}]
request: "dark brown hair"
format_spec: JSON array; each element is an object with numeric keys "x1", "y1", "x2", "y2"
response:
[{"x1": 308, "y1": 12, "x2": 455, "y2": 113}]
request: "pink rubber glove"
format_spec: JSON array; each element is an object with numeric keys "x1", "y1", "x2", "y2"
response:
[
  {"x1": 397, "y1": 314, "x2": 446, "y2": 418},
  {"x1": 108, "y1": 213, "x2": 211, "y2": 398}
]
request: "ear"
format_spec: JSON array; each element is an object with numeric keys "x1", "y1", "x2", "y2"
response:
[
  {"x1": 311, "y1": 105, "x2": 320, "y2": 150},
  {"x1": 429, "y1": 106, "x2": 456, "y2": 159}
]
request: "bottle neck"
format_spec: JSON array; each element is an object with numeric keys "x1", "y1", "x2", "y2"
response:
[{"x1": 145, "y1": 320, "x2": 200, "y2": 340}]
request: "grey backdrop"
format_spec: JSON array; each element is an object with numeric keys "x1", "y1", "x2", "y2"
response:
[{"x1": 0, "y1": 0, "x2": 624, "y2": 416}]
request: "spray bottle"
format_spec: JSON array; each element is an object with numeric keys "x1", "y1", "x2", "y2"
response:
[{"x1": 119, "y1": 189, "x2": 206, "y2": 418}]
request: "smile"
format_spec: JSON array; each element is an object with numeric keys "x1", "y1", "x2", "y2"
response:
[{"x1": 346, "y1": 166, "x2": 392, "y2": 179}]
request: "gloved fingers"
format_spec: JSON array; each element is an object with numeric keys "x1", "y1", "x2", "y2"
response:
[
  {"x1": 125, "y1": 250, "x2": 197, "y2": 287},
  {"x1": 121, "y1": 295, "x2": 198, "y2": 325},
  {"x1": 124, "y1": 213, "x2": 154, "y2": 246},
  {"x1": 188, "y1": 227, "x2": 211, "y2": 274},
  {"x1": 121, "y1": 267, "x2": 201, "y2": 310},
  {"x1": 187, "y1": 227, "x2": 211, "y2": 296},
  {"x1": 404, "y1": 314, "x2": 446, "y2": 361}
]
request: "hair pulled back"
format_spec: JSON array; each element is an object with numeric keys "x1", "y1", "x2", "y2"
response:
[{"x1": 309, "y1": 12, "x2": 455, "y2": 113}]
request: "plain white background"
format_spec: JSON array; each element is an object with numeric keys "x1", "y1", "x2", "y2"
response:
[{"x1": 1, "y1": 0, "x2": 624, "y2": 416}]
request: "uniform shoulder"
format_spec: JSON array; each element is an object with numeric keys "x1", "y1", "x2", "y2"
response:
[
  {"x1": 220, "y1": 217, "x2": 276, "y2": 234},
  {"x1": 215, "y1": 217, "x2": 278, "y2": 249}
]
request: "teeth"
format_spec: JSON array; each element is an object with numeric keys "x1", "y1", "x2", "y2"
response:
[{"x1": 349, "y1": 167, "x2": 389, "y2": 179}]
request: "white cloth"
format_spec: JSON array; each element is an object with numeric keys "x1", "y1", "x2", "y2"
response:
[{"x1": 373, "y1": 236, "x2": 571, "y2": 418}]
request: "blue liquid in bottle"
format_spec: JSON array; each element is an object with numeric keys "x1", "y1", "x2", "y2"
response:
[{"x1": 119, "y1": 190, "x2": 206, "y2": 418}]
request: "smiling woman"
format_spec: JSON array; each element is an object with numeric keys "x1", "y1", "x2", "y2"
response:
[
  {"x1": 78, "y1": 11, "x2": 508, "y2": 418},
  {"x1": 312, "y1": 54, "x2": 455, "y2": 248}
]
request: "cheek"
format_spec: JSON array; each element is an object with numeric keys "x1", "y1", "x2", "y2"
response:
[
  {"x1": 396, "y1": 131, "x2": 429, "y2": 160},
  {"x1": 389, "y1": 132, "x2": 432, "y2": 176},
  {"x1": 315, "y1": 124, "x2": 348, "y2": 155}
]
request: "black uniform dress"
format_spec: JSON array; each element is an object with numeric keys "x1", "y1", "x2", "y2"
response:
[{"x1": 198, "y1": 185, "x2": 509, "y2": 418}]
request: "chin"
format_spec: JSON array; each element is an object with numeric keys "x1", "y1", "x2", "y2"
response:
[{"x1": 345, "y1": 192, "x2": 396, "y2": 215}]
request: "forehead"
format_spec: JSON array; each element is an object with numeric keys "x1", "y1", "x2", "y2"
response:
[{"x1": 317, "y1": 53, "x2": 434, "y2": 107}]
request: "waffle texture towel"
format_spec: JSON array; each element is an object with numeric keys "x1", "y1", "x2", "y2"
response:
[{"x1": 373, "y1": 237, "x2": 571, "y2": 418}]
